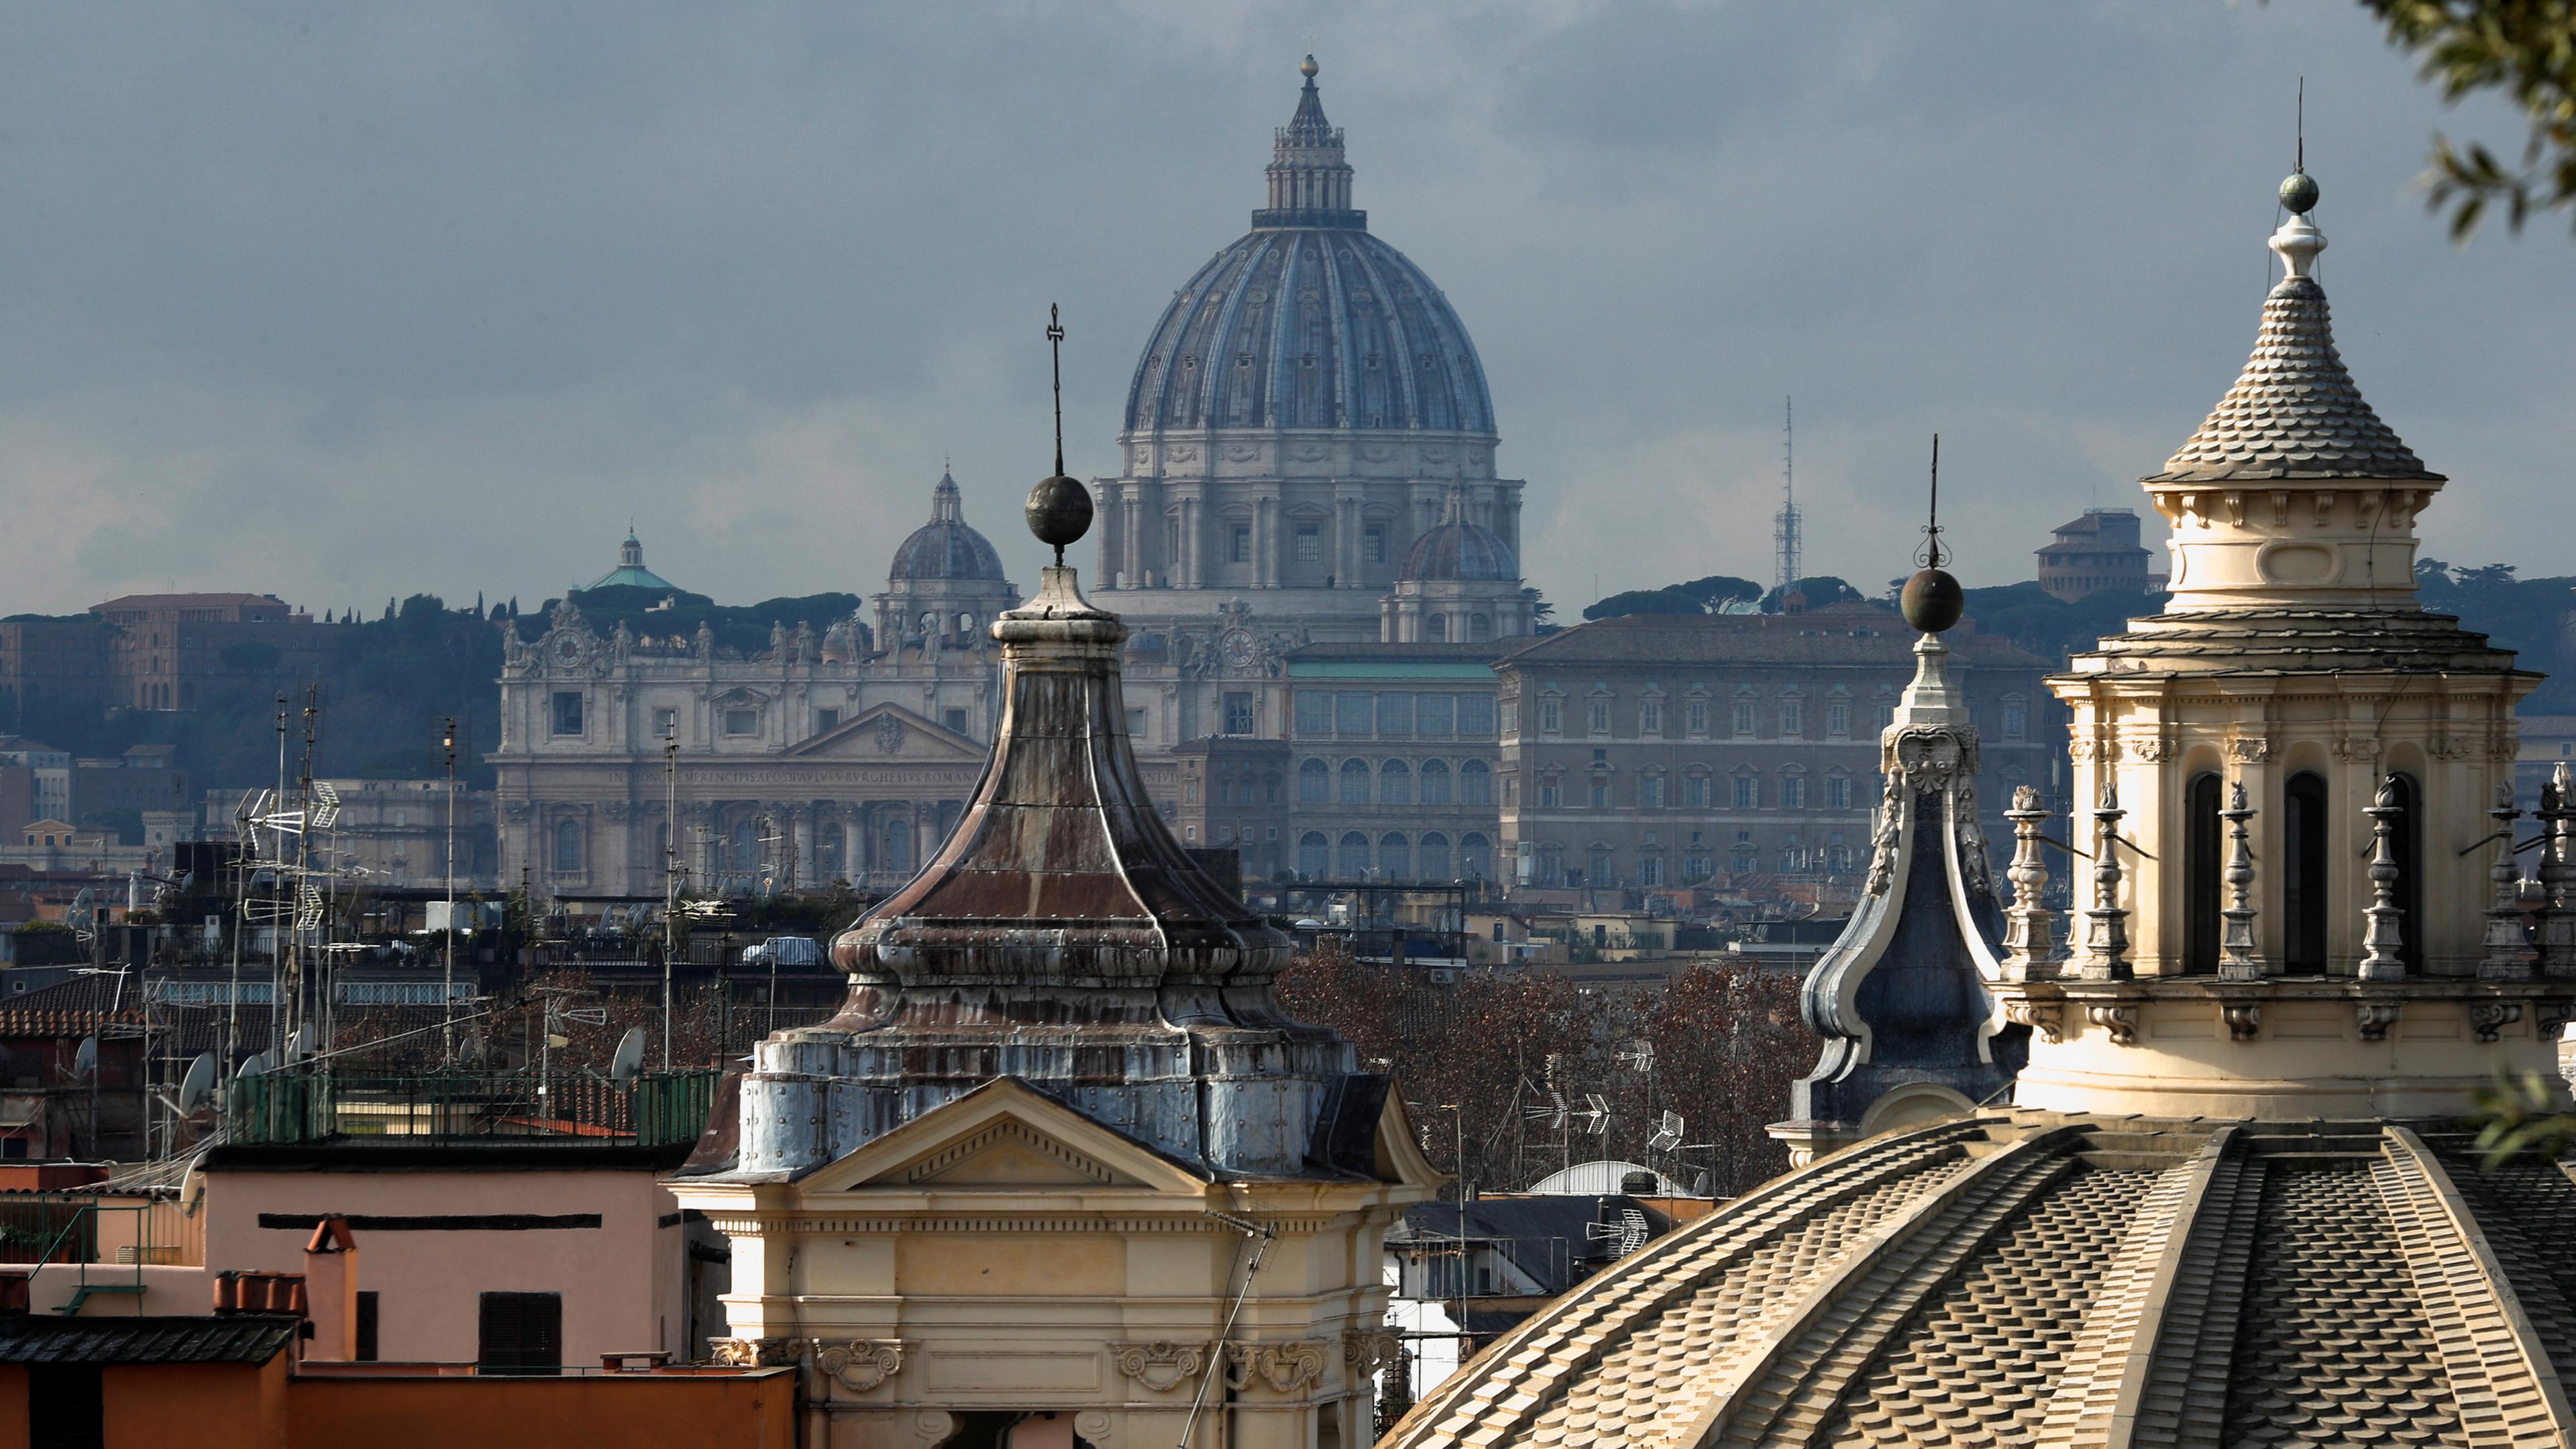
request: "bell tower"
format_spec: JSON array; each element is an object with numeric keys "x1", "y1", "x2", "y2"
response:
[{"x1": 1994, "y1": 168, "x2": 2565, "y2": 1120}]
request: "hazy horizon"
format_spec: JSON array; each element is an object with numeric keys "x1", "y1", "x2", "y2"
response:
[{"x1": 1, "y1": 2, "x2": 2566, "y2": 620}]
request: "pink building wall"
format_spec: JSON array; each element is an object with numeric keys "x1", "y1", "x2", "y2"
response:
[{"x1": 200, "y1": 1163, "x2": 689, "y2": 1365}]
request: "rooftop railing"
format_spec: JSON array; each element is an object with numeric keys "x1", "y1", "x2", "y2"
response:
[{"x1": 224, "y1": 1069, "x2": 719, "y2": 1148}]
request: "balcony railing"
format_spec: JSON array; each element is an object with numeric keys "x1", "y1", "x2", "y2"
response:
[{"x1": 225, "y1": 1069, "x2": 720, "y2": 1148}]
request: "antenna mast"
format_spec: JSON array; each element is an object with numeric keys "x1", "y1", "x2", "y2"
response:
[{"x1": 1774, "y1": 396, "x2": 1802, "y2": 598}]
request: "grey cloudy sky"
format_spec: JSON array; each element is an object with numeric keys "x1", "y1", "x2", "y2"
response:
[{"x1": 0, "y1": 1, "x2": 2565, "y2": 619}]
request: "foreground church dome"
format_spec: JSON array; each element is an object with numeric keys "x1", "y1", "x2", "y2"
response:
[{"x1": 1389, "y1": 172, "x2": 2576, "y2": 1449}]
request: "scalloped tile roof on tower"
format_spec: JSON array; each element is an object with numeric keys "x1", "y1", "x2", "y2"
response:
[{"x1": 2147, "y1": 275, "x2": 2439, "y2": 484}]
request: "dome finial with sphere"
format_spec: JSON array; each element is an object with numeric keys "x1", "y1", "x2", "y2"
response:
[
  {"x1": 1301, "y1": 54, "x2": 1318, "y2": 79},
  {"x1": 1898, "y1": 434, "x2": 1964, "y2": 634},
  {"x1": 1027, "y1": 303, "x2": 1092, "y2": 565}
]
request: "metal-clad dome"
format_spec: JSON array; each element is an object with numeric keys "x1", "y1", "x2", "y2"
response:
[
  {"x1": 1121, "y1": 62, "x2": 1495, "y2": 438},
  {"x1": 888, "y1": 472, "x2": 1006, "y2": 584},
  {"x1": 1399, "y1": 492, "x2": 1519, "y2": 582}
]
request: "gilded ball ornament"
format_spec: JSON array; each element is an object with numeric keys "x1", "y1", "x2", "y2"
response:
[
  {"x1": 1900, "y1": 566, "x2": 1964, "y2": 635},
  {"x1": 1025, "y1": 474, "x2": 1093, "y2": 554},
  {"x1": 2279, "y1": 170, "x2": 2319, "y2": 215}
]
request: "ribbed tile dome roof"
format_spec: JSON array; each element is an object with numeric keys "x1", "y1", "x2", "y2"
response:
[
  {"x1": 1387, "y1": 1113, "x2": 2576, "y2": 1449},
  {"x1": 1399, "y1": 492, "x2": 1518, "y2": 582},
  {"x1": 1122, "y1": 63, "x2": 1495, "y2": 438},
  {"x1": 888, "y1": 472, "x2": 1007, "y2": 584}
]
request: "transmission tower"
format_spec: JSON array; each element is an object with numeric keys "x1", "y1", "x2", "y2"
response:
[{"x1": 1773, "y1": 396, "x2": 1803, "y2": 599}]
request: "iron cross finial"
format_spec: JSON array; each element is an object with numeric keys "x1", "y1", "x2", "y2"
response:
[
  {"x1": 1915, "y1": 433, "x2": 1946, "y2": 570},
  {"x1": 1046, "y1": 304, "x2": 1067, "y2": 478}
]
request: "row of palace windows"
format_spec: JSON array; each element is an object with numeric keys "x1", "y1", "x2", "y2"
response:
[
  {"x1": 1297, "y1": 757, "x2": 1495, "y2": 806},
  {"x1": 1528, "y1": 770, "x2": 1860, "y2": 812},
  {"x1": 1218, "y1": 521, "x2": 1389, "y2": 566},
  {"x1": 1292, "y1": 690, "x2": 1499, "y2": 739},
  {"x1": 1521, "y1": 694, "x2": 2029, "y2": 742},
  {"x1": 1296, "y1": 830, "x2": 1494, "y2": 881},
  {"x1": 1527, "y1": 840, "x2": 1856, "y2": 888}
]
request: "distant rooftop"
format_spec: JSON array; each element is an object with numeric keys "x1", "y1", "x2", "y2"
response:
[{"x1": 582, "y1": 531, "x2": 680, "y2": 594}]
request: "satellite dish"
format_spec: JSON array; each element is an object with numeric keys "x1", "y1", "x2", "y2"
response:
[
  {"x1": 71, "y1": 1036, "x2": 97, "y2": 1079},
  {"x1": 609, "y1": 1027, "x2": 647, "y2": 1085},
  {"x1": 176, "y1": 1053, "x2": 217, "y2": 1114},
  {"x1": 287, "y1": 1022, "x2": 319, "y2": 1061},
  {"x1": 235, "y1": 1050, "x2": 275, "y2": 1079},
  {"x1": 455, "y1": 1031, "x2": 484, "y2": 1068}
]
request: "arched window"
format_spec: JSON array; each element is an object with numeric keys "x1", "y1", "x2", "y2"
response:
[
  {"x1": 1426, "y1": 614, "x2": 1448, "y2": 642},
  {"x1": 1419, "y1": 832, "x2": 1452, "y2": 880},
  {"x1": 1380, "y1": 833, "x2": 1412, "y2": 879},
  {"x1": 1419, "y1": 758, "x2": 1452, "y2": 804},
  {"x1": 1460, "y1": 759, "x2": 1492, "y2": 806},
  {"x1": 2284, "y1": 772, "x2": 2328, "y2": 971},
  {"x1": 2183, "y1": 771, "x2": 2223, "y2": 975},
  {"x1": 1470, "y1": 614, "x2": 1493, "y2": 642},
  {"x1": 1338, "y1": 831, "x2": 1371, "y2": 877},
  {"x1": 553, "y1": 818, "x2": 584, "y2": 874},
  {"x1": 1298, "y1": 831, "x2": 1330, "y2": 878},
  {"x1": 1380, "y1": 759, "x2": 1411, "y2": 805},
  {"x1": 1338, "y1": 759, "x2": 1372, "y2": 804},
  {"x1": 1298, "y1": 758, "x2": 1330, "y2": 803},
  {"x1": 879, "y1": 814, "x2": 912, "y2": 874},
  {"x1": 732, "y1": 820, "x2": 759, "y2": 873},
  {"x1": 1587, "y1": 845, "x2": 1616, "y2": 886},
  {"x1": 2387, "y1": 771, "x2": 2424, "y2": 974}
]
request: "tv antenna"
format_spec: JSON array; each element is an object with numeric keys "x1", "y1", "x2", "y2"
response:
[{"x1": 1773, "y1": 396, "x2": 1802, "y2": 596}]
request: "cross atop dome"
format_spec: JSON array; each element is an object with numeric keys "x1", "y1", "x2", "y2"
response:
[{"x1": 1256, "y1": 54, "x2": 1364, "y2": 229}]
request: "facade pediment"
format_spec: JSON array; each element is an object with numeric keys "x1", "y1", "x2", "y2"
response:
[
  {"x1": 785, "y1": 703, "x2": 986, "y2": 763},
  {"x1": 803, "y1": 1079, "x2": 1213, "y2": 1197}
]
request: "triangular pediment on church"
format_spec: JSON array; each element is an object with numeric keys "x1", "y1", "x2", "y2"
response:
[
  {"x1": 785, "y1": 702, "x2": 987, "y2": 762},
  {"x1": 801, "y1": 1079, "x2": 1214, "y2": 1196}
]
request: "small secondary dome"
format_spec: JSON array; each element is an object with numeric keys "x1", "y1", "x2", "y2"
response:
[
  {"x1": 582, "y1": 530, "x2": 679, "y2": 594},
  {"x1": 1398, "y1": 491, "x2": 1518, "y2": 582},
  {"x1": 888, "y1": 472, "x2": 1008, "y2": 584}
]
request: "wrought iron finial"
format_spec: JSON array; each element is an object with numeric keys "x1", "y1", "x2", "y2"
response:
[
  {"x1": 1915, "y1": 435, "x2": 1945, "y2": 570},
  {"x1": 1046, "y1": 303, "x2": 1067, "y2": 479},
  {"x1": 1026, "y1": 303, "x2": 1093, "y2": 566}
]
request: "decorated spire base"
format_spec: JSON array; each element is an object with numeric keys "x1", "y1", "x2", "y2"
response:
[
  {"x1": 728, "y1": 562, "x2": 1368, "y2": 1181},
  {"x1": 1773, "y1": 627, "x2": 2017, "y2": 1167}
]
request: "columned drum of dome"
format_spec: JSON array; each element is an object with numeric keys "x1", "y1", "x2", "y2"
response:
[{"x1": 1093, "y1": 58, "x2": 1527, "y2": 642}]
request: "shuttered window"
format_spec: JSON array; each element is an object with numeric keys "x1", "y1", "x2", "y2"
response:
[{"x1": 478, "y1": 1291, "x2": 564, "y2": 1375}]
